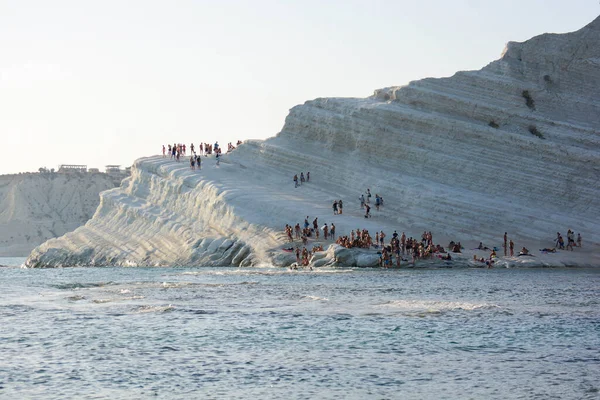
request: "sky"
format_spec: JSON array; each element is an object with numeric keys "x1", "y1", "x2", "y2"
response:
[{"x1": 0, "y1": 0, "x2": 597, "y2": 174}]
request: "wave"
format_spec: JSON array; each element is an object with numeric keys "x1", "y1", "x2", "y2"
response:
[
  {"x1": 51, "y1": 281, "x2": 115, "y2": 290},
  {"x1": 379, "y1": 299, "x2": 499, "y2": 312},
  {"x1": 92, "y1": 296, "x2": 145, "y2": 304},
  {"x1": 134, "y1": 305, "x2": 175, "y2": 313},
  {"x1": 303, "y1": 295, "x2": 329, "y2": 301},
  {"x1": 66, "y1": 295, "x2": 86, "y2": 301}
]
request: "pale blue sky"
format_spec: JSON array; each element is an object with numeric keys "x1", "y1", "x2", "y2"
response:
[{"x1": 0, "y1": 0, "x2": 597, "y2": 174}]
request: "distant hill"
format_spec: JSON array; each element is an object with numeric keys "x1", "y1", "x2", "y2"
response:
[{"x1": 0, "y1": 172, "x2": 123, "y2": 256}]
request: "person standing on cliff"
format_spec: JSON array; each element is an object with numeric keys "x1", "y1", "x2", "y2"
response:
[
  {"x1": 503, "y1": 232, "x2": 508, "y2": 256},
  {"x1": 338, "y1": 200, "x2": 343, "y2": 214},
  {"x1": 306, "y1": 172, "x2": 310, "y2": 182},
  {"x1": 330, "y1": 223, "x2": 336, "y2": 240},
  {"x1": 366, "y1": 189, "x2": 372, "y2": 203},
  {"x1": 216, "y1": 152, "x2": 220, "y2": 166},
  {"x1": 333, "y1": 201, "x2": 338, "y2": 215},
  {"x1": 567, "y1": 230, "x2": 574, "y2": 251},
  {"x1": 359, "y1": 194, "x2": 365, "y2": 209},
  {"x1": 300, "y1": 172, "x2": 305, "y2": 185},
  {"x1": 293, "y1": 174, "x2": 298, "y2": 188},
  {"x1": 509, "y1": 239, "x2": 514, "y2": 256},
  {"x1": 577, "y1": 233, "x2": 582, "y2": 248},
  {"x1": 196, "y1": 154, "x2": 202, "y2": 170}
]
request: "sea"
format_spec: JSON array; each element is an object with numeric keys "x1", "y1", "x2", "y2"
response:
[{"x1": 1, "y1": 257, "x2": 599, "y2": 400}]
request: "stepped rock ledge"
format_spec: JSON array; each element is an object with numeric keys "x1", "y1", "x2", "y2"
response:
[{"x1": 26, "y1": 17, "x2": 600, "y2": 268}]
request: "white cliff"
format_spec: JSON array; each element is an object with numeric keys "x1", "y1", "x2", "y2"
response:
[
  {"x1": 26, "y1": 17, "x2": 600, "y2": 268},
  {"x1": 0, "y1": 172, "x2": 122, "y2": 256}
]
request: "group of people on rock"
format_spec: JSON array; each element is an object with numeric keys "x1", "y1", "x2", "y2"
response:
[
  {"x1": 284, "y1": 220, "x2": 588, "y2": 269},
  {"x1": 332, "y1": 200, "x2": 343, "y2": 215},
  {"x1": 290, "y1": 246, "x2": 311, "y2": 267},
  {"x1": 162, "y1": 141, "x2": 244, "y2": 160},
  {"x1": 358, "y1": 189, "x2": 384, "y2": 218},
  {"x1": 162, "y1": 141, "x2": 244, "y2": 170},
  {"x1": 290, "y1": 244, "x2": 324, "y2": 268},
  {"x1": 555, "y1": 230, "x2": 582, "y2": 251},
  {"x1": 293, "y1": 172, "x2": 310, "y2": 187},
  {"x1": 533, "y1": 230, "x2": 583, "y2": 254},
  {"x1": 276, "y1": 176, "x2": 588, "y2": 268},
  {"x1": 285, "y1": 217, "x2": 337, "y2": 246},
  {"x1": 403, "y1": 235, "x2": 447, "y2": 262},
  {"x1": 189, "y1": 154, "x2": 202, "y2": 170},
  {"x1": 335, "y1": 229, "x2": 376, "y2": 249},
  {"x1": 163, "y1": 143, "x2": 185, "y2": 161},
  {"x1": 227, "y1": 141, "x2": 242, "y2": 152}
]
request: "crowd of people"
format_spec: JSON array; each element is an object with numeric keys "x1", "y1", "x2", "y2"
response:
[
  {"x1": 162, "y1": 144, "x2": 586, "y2": 269},
  {"x1": 161, "y1": 141, "x2": 244, "y2": 169},
  {"x1": 284, "y1": 216, "x2": 584, "y2": 268},
  {"x1": 555, "y1": 230, "x2": 582, "y2": 251},
  {"x1": 284, "y1": 219, "x2": 459, "y2": 267},
  {"x1": 162, "y1": 141, "x2": 244, "y2": 160},
  {"x1": 284, "y1": 217, "x2": 337, "y2": 246}
]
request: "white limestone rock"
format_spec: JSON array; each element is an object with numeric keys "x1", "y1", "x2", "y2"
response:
[
  {"x1": 25, "y1": 17, "x2": 600, "y2": 268},
  {"x1": 0, "y1": 172, "x2": 122, "y2": 256}
]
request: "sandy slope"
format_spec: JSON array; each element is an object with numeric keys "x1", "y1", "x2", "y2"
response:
[{"x1": 25, "y1": 17, "x2": 600, "y2": 268}]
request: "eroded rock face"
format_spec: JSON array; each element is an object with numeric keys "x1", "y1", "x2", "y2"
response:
[
  {"x1": 26, "y1": 18, "x2": 600, "y2": 268},
  {"x1": 0, "y1": 172, "x2": 122, "y2": 256}
]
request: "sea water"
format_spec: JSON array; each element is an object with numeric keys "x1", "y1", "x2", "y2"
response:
[{"x1": 0, "y1": 258, "x2": 599, "y2": 399}]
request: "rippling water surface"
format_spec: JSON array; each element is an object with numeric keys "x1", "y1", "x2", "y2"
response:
[{"x1": 1, "y1": 258, "x2": 599, "y2": 399}]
